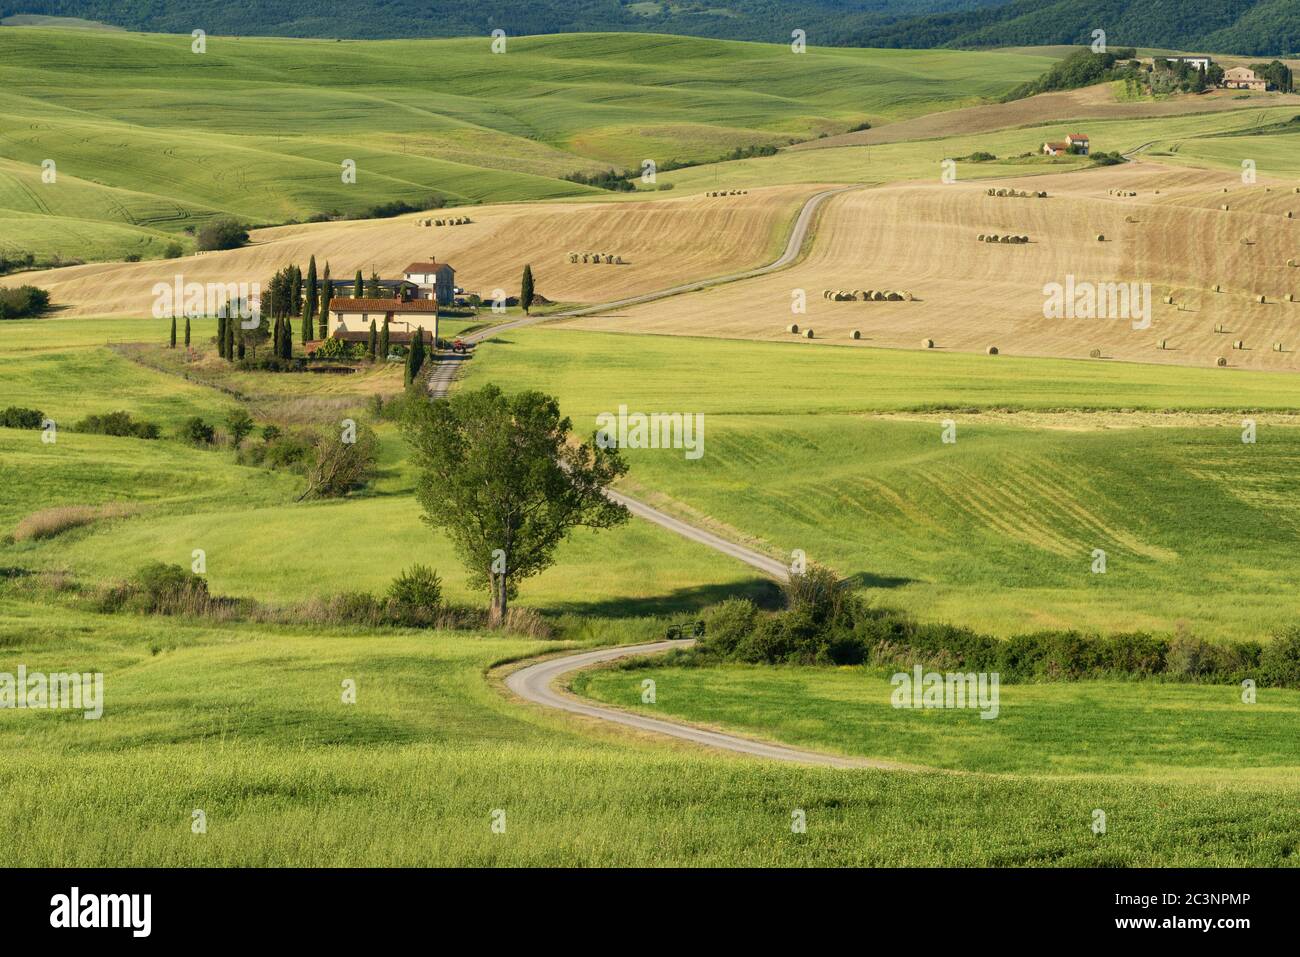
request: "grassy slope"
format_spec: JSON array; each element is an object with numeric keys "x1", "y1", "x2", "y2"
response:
[
  {"x1": 0, "y1": 28, "x2": 1054, "y2": 261},
  {"x1": 3, "y1": 605, "x2": 1297, "y2": 866},
  {"x1": 579, "y1": 663, "x2": 1300, "y2": 781},
  {"x1": 466, "y1": 328, "x2": 1300, "y2": 640}
]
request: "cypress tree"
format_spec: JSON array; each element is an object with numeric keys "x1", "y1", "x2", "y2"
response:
[
  {"x1": 184, "y1": 316, "x2": 191, "y2": 348},
  {"x1": 217, "y1": 315, "x2": 228, "y2": 358},
  {"x1": 273, "y1": 316, "x2": 282, "y2": 357},
  {"x1": 520, "y1": 263, "x2": 535, "y2": 315},
  {"x1": 379, "y1": 316, "x2": 390, "y2": 361},
  {"x1": 169, "y1": 316, "x2": 177, "y2": 348},
  {"x1": 368, "y1": 319, "x2": 377, "y2": 361},
  {"x1": 304, "y1": 256, "x2": 317, "y2": 341},
  {"x1": 237, "y1": 334, "x2": 246, "y2": 360},
  {"x1": 224, "y1": 316, "x2": 235, "y2": 361},
  {"x1": 354, "y1": 269, "x2": 364, "y2": 298},
  {"x1": 282, "y1": 317, "x2": 294, "y2": 359},
  {"x1": 319, "y1": 262, "x2": 332, "y2": 338}
]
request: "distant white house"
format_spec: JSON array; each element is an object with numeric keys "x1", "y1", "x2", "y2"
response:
[
  {"x1": 402, "y1": 257, "x2": 457, "y2": 305},
  {"x1": 1167, "y1": 55, "x2": 1212, "y2": 71}
]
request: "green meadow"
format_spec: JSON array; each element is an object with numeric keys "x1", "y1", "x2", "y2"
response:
[
  {"x1": 467, "y1": 328, "x2": 1300, "y2": 641},
  {"x1": 3, "y1": 607, "x2": 1298, "y2": 866},
  {"x1": 0, "y1": 27, "x2": 1054, "y2": 261},
  {"x1": 578, "y1": 662, "x2": 1300, "y2": 781}
]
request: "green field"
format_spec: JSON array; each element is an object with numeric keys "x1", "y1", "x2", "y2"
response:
[
  {"x1": 3, "y1": 605, "x2": 1298, "y2": 866},
  {"x1": 464, "y1": 328, "x2": 1300, "y2": 641},
  {"x1": 0, "y1": 27, "x2": 1055, "y2": 262},
  {"x1": 578, "y1": 661, "x2": 1300, "y2": 781}
]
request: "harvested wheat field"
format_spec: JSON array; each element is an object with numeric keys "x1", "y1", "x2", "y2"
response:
[
  {"x1": 561, "y1": 161, "x2": 1300, "y2": 371},
  {"x1": 4, "y1": 186, "x2": 816, "y2": 317}
]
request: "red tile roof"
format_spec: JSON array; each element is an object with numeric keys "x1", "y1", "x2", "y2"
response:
[
  {"x1": 328, "y1": 297, "x2": 439, "y2": 314},
  {"x1": 1067, "y1": 133, "x2": 1089, "y2": 140},
  {"x1": 403, "y1": 261, "x2": 454, "y2": 274}
]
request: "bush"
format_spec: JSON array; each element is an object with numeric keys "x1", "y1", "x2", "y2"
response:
[
  {"x1": 100, "y1": 562, "x2": 210, "y2": 614},
  {"x1": 74, "y1": 410, "x2": 160, "y2": 440},
  {"x1": 387, "y1": 564, "x2": 443, "y2": 610},
  {"x1": 700, "y1": 598, "x2": 758, "y2": 657},
  {"x1": 163, "y1": 241, "x2": 185, "y2": 259},
  {"x1": 0, "y1": 406, "x2": 44, "y2": 429},
  {"x1": 179, "y1": 416, "x2": 215, "y2": 445},
  {"x1": 195, "y1": 217, "x2": 249, "y2": 251},
  {"x1": 1262, "y1": 628, "x2": 1300, "y2": 685},
  {"x1": 0, "y1": 284, "x2": 51, "y2": 319}
]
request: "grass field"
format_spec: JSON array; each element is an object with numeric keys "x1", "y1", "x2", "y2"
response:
[
  {"x1": 578, "y1": 662, "x2": 1300, "y2": 782},
  {"x1": 0, "y1": 27, "x2": 1056, "y2": 262},
  {"x1": 465, "y1": 327, "x2": 1300, "y2": 640},
  {"x1": 3, "y1": 604, "x2": 1298, "y2": 866}
]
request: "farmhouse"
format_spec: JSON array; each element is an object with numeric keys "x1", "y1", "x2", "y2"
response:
[
  {"x1": 1042, "y1": 141, "x2": 1069, "y2": 156},
  {"x1": 402, "y1": 257, "x2": 457, "y2": 305},
  {"x1": 1167, "y1": 55, "x2": 1212, "y2": 71},
  {"x1": 1043, "y1": 133, "x2": 1088, "y2": 157},
  {"x1": 325, "y1": 296, "x2": 438, "y2": 345},
  {"x1": 1224, "y1": 66, "x2": 1267, "y2": 91}
]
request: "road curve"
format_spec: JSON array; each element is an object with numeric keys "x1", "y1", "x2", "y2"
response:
[{"x1": 504, "y1": 639, "x2": 919, "y2": 770}]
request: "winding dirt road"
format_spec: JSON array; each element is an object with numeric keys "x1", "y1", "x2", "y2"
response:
[{"x1": 504, "y1": 639, "x2": 919, "y2": 770}]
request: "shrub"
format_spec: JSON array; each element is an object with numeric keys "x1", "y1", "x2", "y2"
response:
[
  {"x1": 74, "y1": 410, "x2": 160, "y2": 439},
  {"x1": 100, "y1": 562, "x2": 210, "y2": 614},
  {"x1": 0, "y1": 284, "x2": 51, "y2": 319},
  {"x1": 163, "y1": 241, "x2": 185, "y2": 259},
  {"x1": 179, "y1": 416, "x2": 215, "y2": 445},
  {"x1": 700, "y1": 598, "x2": 758, "y2": 657},
  {"x1": 1262, "y1": 628, "x2": 1300, "y2": 686},
  {"x1": 0, "y1": 406, "x2": 44, "y2": 429},
  {"x1": 387, "y1": 564, "x2": 443, "y2": 610},
  {"x1": 195, "y1": 217, "x2": 249, "y2": 251}
]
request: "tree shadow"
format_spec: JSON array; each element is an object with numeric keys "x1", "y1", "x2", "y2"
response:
[
  {"x1": 843, "y1": 570, "x2": 915, "y2": 589},
  {"x1": 549, "y1": 577, "x2": 783, "y2": 618}
]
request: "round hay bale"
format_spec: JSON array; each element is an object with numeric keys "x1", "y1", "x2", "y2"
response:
[
  {"x1": 904, "y1": 291, "x2": 915, "y2": 301},
  {"x1": 1096, "y1": 234, "x2": 1105, "y2": 242},
  {"x1": 1089, "y1": 348, "x2": 1101, "y2": 358},
  {"x1": 872, "y1": 291, "x2": 886, "y2": 301},
  {"x1": 1213, "y1": 284, "x2": 1222, "y2": 292},
  {"x1": 1289, "y1": 294, "x2": 1296, "y2": 303},
  {"x1": 1275, "y1": 342, "x2": 1284, "y2": 352},
  {"x1": 1221, "y1": 204, "x2": 1230, "y2": 211},
  {"x1": 803, "y1": 328, "x2": 814, "y2": 339},
  {"x1": 1162, "y1": 295, "x2": 1174, "y2": 304},
  {"x1": 1157, "y1": 339, "x2": 1167, "y2": 350},
  {"x1": 977, "y1": 233, "x2": 985, "y2": 242},
  {"x1": 1216, "y1": 356, "x2": 1228, "y2": 367},
  {"x1": 1288, "y1": 259, "x2": 1298, "y2": 267},
  {"x1": 787, "y1": 323, "x2": 799, "y2": 334},
  {"x1": 986, "y1": 345, "x2": 999, "y2": 355},
  {"x1": 1257, "y1": 294, "x2": 1267, "y2": 303},
  {"x1": 1214, "y1": 323, "x2": 1225, "y2": 333},
  {"x1": 1233, "y1": 339, "x2": 1244, "y2": 349},
  {"x1": 850, "y1": 329, "x2": 861, "y2": 340},
  {"x1": 887, "y1": 291, "x2": 904, "y2": 301},
  {"x1": 921, "y1": 338, "x2": 934, "y2": 349}
]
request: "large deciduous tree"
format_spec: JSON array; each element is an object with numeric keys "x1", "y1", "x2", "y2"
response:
[{"x1": 402, "y1": 385, "x2": 628, "y2": 624}]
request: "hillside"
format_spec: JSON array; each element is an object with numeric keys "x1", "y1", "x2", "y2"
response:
[
  {"x1": 0, "y1": 1, "x2": 1004, "y2": 43},
  {"x1": 866, "y1": 0, "x2": 1300, "y2": 57},
  {"x1": 0, "y1": 27, "x2": 1054, "y2": 263}
]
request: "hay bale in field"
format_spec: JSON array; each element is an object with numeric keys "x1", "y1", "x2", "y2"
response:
[
  {"x1": 787, "y1": 323, "x2": 799, "y2": 334},
  {"x1": 1216, "y1": 356, "x2": 1228, "y2": 367},
  {"x1": 1289, "y1": 212, "x2": 1295, "y2": 218},
  {"x1": 1096, "y1": 234, "x2": 1105, "y2": 242},
  {"x1": 977, "y1": 233, "x2": 985, "y2": 242},
  {"x1": 1019, "y1": 235, "x2": 1029, "y2": 243},
  {"x1": 1157, "y1": 339, "x2": 1167, "y2": 350},
  {"x1": 863, "y1": 289, "x2": 875, "y2": 300},
  {"x1": 1289, "y1": 293, "x2": 1296, "y2": 302},
  {"x1": 850, "y1": 330, "x2": 861, "y2": 340},
  {"x1": 568, "y1": 253, "x2": 579, "y2": 263},
  {"x1": 1233, "y1": 339, "x2": 1244, "y2": 349},
  {"x1": 1089, "y1": 348, "x2": 1101, "y2": 358},
  {"x1": 1257, "y1": 294, "x2": 1267, "y2": 303},
  {"x1": 1289, "y1": 259, "x2": 1298, "y2": 267},
  {"x1": 1162, "y1": 295, "x2": 1174, "y2": 304},
  {"x1": 887, "y1": 291, "x2": 904, "y2": 301},
  {"x1": 1213, "y1": 284, "x2": 1222, "y2": 292},
  {"x1": 1214, "y1": 323, "x2": 1226, "y2": 333},
  {"x1": 1275, "y1": 342, "x2": 1285, "y2": 352},
  {"x1": 872, "y1": 290, "x2": 886, "y2": 301},
  {"x1": 1241, "y1": 237, "x2": 1255, "y2": 245},
  {"x1": 1124, "y1": 215, "x2": 1137, "y2": 223},
  {"x1": 615, "y1": 255, "x2": 624, "y2": 264},
  {"x1": 1036, "y1": 191, "x2": 1048, "y2": 198},
  {"x1": 904, "y1": 291, "x2": 915, "y2": 301},
  {"x1": 803, "y1": 328, "x2": 814, "y2": 339},
  {"x1": 1221, "y1": 204, "x2": 1230, "y2": 210},
  {"x1": 922, "y1": 338, "x2": 934, "y2": 349},
  {"x1": 986, "y1": 345, "x2": 999, "y2": 355}
]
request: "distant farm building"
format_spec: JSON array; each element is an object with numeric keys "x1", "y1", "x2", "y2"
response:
[
  {"x1": 1043, "y1": 133, "x2": 1088, "y2": 157},
  {"x1": 1224, "y1": 67, "x2": 1267, "y2": 91},
  {"x1": 325, "y1": 296, "x2": 439, "y2": 345},
  {"x1": 402, "y1": 257, "x2": 457, "y2": 306}
]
